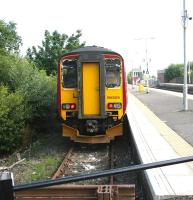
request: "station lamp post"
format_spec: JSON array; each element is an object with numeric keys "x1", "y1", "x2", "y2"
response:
[
  {"x1": 134, "y1": 37, "x2": 154, "y2": 93},
  {"x1": 182, "y1": 0, "x2": 192, "y2": 111}
]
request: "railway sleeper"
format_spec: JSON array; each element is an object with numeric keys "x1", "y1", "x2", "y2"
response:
[{"x1": 15, "y1": 184, "x2": 135, "y2": 200}]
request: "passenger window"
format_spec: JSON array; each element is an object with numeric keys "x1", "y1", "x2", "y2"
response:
[
  {"x1": 62, "y1": 59, "x2": 77, "y2": 88},
  {"x1": 105, "y1": 59, "x2": 121, "y2": 88}
]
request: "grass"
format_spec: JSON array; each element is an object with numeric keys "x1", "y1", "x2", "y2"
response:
[
  {"x1": 30, "y1": 156, "x2": 59, "y2": 180},
  {"x1": 0, "y1": 132, "x2": 70, "y2": 184}
]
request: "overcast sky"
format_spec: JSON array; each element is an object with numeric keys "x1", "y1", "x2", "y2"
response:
[{"x1": 0, "y1": 0, "x2": 193, "y2": 75}]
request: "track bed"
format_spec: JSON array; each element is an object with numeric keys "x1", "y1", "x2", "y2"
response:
[{"x1": 15, "y1": 129, "x2": 145, "y2": 199}]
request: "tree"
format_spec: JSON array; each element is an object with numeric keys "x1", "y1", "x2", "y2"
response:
[
  {"x1": 0, "y1": 20, "x2": 22, "y2": 54},
  {"x1": 188, "y1": 61, "x2": 193, "y2": 76},
  {"x1": 127, "y1": 72, "x2": 132, "y2": 84},
  {"x1": 26, "y1": 30, "x2": 85, "y2": 75},
  {"x1": 165, "y1": 64, "x2": 183, "y2": 82},
  {"x1": 65, "y1": 30, "x2": 85, "y2": 52}
]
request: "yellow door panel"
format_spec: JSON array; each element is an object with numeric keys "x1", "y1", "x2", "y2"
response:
[{"x1": 83, "y1": 63, "x2": 100, "y2": 115}]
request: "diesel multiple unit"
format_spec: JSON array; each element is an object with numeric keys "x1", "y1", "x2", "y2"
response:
[{"x1": 57, "y1": 46, "x2": 127, "y2": 143}]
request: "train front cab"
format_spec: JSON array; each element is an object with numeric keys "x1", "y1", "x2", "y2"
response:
[{"x1": 58, "y1": 50, "x2": 127, "y2": 143}]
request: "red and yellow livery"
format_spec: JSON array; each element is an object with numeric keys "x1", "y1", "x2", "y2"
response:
[{"x1": 57, "y1": 46, "x2": 127, "y2": 143}]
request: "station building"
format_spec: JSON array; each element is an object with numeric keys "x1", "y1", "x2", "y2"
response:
[
  {"x1": 157, "y1": 69, "x2": 165, "y2": 83},
  {"x1": 132, "y1": 68, "x2": 143, "y2": 85}
]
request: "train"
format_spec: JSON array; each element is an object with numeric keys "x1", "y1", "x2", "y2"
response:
[{"x1": 57, "y1": 46, "x2": 128, "y2": 143}]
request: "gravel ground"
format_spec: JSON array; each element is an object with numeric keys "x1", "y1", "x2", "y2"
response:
[{"x1": 65, "y1": 143, "x2": 110, "y2": 184}]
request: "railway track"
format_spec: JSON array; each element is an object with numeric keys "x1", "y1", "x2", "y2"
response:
[
  {"x1": 51, "y1": 143, "x2": 110, "y2": 184},
  {"x1": 15, "y1": 133, "x2": 140, "y2": 199},
  {"x1": 52, "y1": 141, "x2": 116, "y2": 184},
  {"x1": 160, "y1": 87, "x2": 193, "y2": 94},
  {"x1": 157, "y1": 83, "x2": 193, "y2": 94},
  {"x1": 52, "y1": 143, "x2": 75, "y2": 179}
]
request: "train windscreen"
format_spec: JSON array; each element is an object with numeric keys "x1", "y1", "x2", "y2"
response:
[
  {"x1": 105, "y1": 59, "x2": 121, "y2": 88},
  {"x1": 62, "y1": 59, "x2": 77, "y2": 88}
]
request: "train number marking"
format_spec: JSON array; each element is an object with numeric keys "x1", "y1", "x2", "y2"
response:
[{"x1": 107, "y1": 96, "x2": 120, "y2": 99}]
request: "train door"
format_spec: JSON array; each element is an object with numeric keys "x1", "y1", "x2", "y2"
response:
[{"x1": 82, "y1": 63, "x2": 100, "y2": 116}]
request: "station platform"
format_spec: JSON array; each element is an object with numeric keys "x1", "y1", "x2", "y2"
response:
[{"x1": 127, "y1": 85, "x2": 193, "y2": 199}]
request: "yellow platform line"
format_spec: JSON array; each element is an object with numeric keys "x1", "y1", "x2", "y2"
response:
[{"x1": 129, "y1": 92, "x2": 193, "y2": 169}]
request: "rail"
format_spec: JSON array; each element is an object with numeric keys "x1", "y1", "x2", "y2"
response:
[
  {"x1": 1, "y1": 155, "x2": 193, "y2": 199},
  {"x1": 52, "y1": 144, "x2": 74, "y2": 179}
]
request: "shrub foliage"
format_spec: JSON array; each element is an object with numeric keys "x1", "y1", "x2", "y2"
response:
[
  {"x1": 165, "y1": 64, "x2": 183, "y2": 82},
  {"x1": 0, "y1": 87, "x2": 25, "y2": 152},
  {"x1": 0, "y1": 53, "x2": 57, "y2": 153}
]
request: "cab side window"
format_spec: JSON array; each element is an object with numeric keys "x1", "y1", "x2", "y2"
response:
[
  {"x1": 62, "y1": 59, "x2": 77, "y2": 88},
  {"x1": 105, "y1": 59, "x2": 121, "y2": 88}
]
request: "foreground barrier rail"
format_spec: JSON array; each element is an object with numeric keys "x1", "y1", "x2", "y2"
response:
[
  {"x1": 15, "y1": 185, "x2": 136, "y2": 199},
  {"x1": 1, "y1": 156, "x2": 193, "y2": 199}
]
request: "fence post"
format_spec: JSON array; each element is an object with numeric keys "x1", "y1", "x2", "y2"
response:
[{"x1": 0, "y1": 171, "x2": 14, "y2": 200}]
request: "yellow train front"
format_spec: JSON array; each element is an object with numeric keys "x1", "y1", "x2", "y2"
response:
[{"x1": 57, "y1": 46, "x2": 127, "y2": 143}]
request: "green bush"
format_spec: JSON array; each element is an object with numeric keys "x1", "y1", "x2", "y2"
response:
[
  {"x1": 0, "y1": 54, "x2": 14, "y2": 86},
  {"x1": 21, "y1": 69, "x2": 57, "y2": 120},
  {"x1": 19, "y1": 68, "x2": 57, "y2": 132},
  {"x1": 7, "y1": 56, "x2": 57, "y2": 121},
  {"x1": 165, "y1": 64, "x2": 183, "y2": 82},
  {"x1": 0, "y1": 54, "x2": 57, "y2": 118},
  {"x1": 0, "y1": 86, "x2": 25, "y2": 153},
  {"x1": 127, "y1": 72, "x2": 132, "y2": 84},
  {"x1": 0, "y1": 54, "x2": 57, "y2": 152}
]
